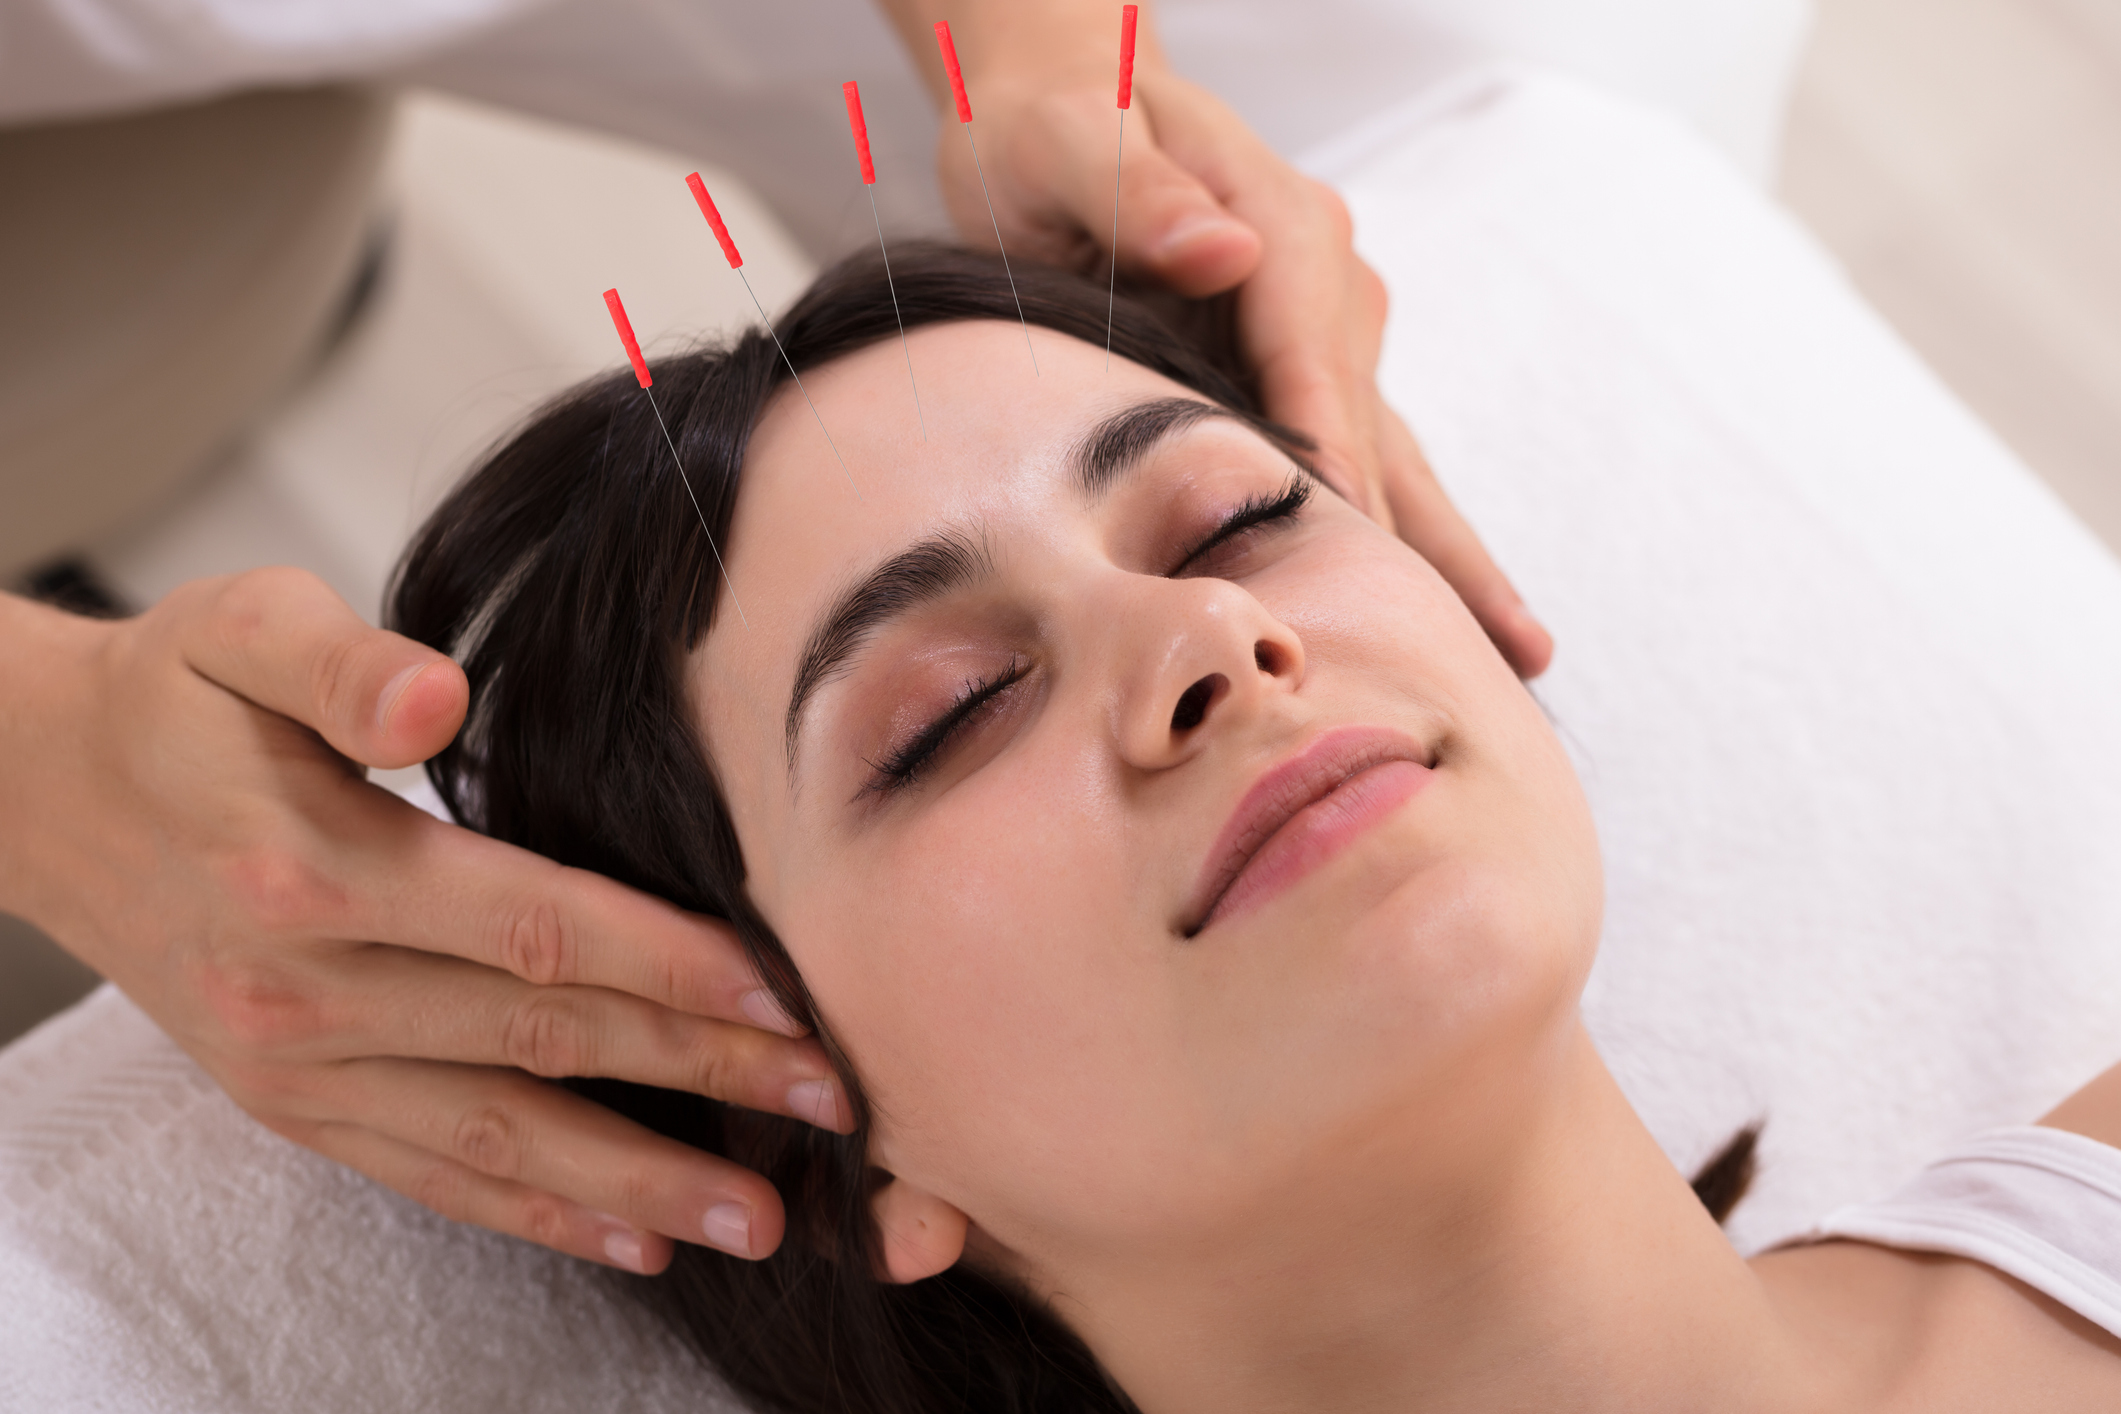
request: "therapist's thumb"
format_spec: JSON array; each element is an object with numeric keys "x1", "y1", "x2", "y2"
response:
[
  {"x1": 179, "y1": 566, "x2": 469, "y2": 770},
  {"x1": 1107, "y1": 137, "x2": 1260, "y2": 298}
]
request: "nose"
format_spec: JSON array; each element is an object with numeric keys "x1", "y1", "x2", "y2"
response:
[{"x1": 1109, "y1": 577, "x2": 1304, "y2": 771}]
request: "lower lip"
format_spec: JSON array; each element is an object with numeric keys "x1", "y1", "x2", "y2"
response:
[{"x1": 1199, "y1": 758, "x2": 1433, "y2": 932}]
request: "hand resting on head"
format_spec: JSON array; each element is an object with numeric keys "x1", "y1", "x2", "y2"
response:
[{"x1": 0, "y1": 579, "x2": 852, "y2": 1275}]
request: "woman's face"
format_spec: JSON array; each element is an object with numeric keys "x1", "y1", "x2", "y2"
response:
[{"x1": 694, "y1": 320, "x2": 1600, "y2": 1281}]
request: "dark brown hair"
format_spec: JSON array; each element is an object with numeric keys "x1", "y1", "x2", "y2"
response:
[{"x1": 389, "y1": 244, "x2": 1755, "y2": 1414}]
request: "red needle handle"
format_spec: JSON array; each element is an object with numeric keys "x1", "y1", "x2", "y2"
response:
[
  {"x1": 843, "y1": 81, "x2": 876, "y2": 185},
  {"x1": 934, "y1": 21, "x2": 973, "y2": 124},
  {"x1": 686, "y1": 172, "x2": 743, "y2": 269},
  {"x1": 1118, "y1": 5, "x2": 1138, "y2": 110},
  {"x1": 604, "y1": 288, "x2": 652, "y2": 388}
]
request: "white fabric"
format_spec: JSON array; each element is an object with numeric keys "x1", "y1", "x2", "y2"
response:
[
  {"x1": 0, "y1": 0, "x2": 553, "y2": 124},
  {"x1": 7, "y1": 67, "x2": 2121, "y2": 1408},
  {"x1": 0, "y1": 984, "x2": 737, "y2": 1413},
  {"x1": 407, "y1": 0, "x2": 1812, "y2": 257},
  {"x1": 1800, "y1": 1127, "x2": 2121, "y2": 1340},
  {"x1": 1325, "y1": 72, "x2": 2121, "y2": 1255},
  {"x1": 0, "y1": 0, "x2": 1810, "y2": 229}
]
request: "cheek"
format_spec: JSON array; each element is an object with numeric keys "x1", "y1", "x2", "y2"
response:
[{"x1": 769, "y1": 745, "x2": 1186, "y2": 1214}]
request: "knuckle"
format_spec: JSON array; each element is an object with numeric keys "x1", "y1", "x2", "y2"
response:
[
  {"x1": 501, "y1": 993, "x2": 590, "y2": 1078},
  {"x1": 515, "y1": 1191, "x2": 575, "y2": 1252},
  {"x1": 218, "y1": 841, "x2": 348, "y2": 934},
  {"x1": 606, "y1": 1163, "x2": 663, "y2": 1228},
  {"x1": 1358, "y1": 260, "x2": 1388, "y2": 314},
  {"x1": 451, "y1": 1100, "x2": 530, "y2": 1179},
  {"x1": 211, "y1": 567, "x2": 323, "y2": 648},
  {"x1": 496, "y1": 897, "x2": 574, "y2": 986},
  {"x1": 680, "y1": 1029, "x2": 738, "y2": 1103},
  {"x1": 1307, "y1": 179, "x2": 1353, "y2": 240},
  {"x1": 197, "y1": 956, "x2": 321, "y2": 1053}
]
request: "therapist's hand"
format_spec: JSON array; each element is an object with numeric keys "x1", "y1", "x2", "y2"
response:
[
  {"x1": 0, "y1": 576, "x2": 851, "y2": 1275},
  {"x1": 879, "y1": 0, "x2": 1551, "y2": 677}
]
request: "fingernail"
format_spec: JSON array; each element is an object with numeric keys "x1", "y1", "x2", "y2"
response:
[
  {"x1": 703, "y1": 1202, "x2": 754, "y2": 1258},
  {"x1": 603, "y1": 1227, "x2": 648, "y2": 1273},
  {"x1": 787, "y1": 1078, "x2": 842, "y2": 1130},
  {"x1": 375, "y1": 661, "x2": 431, "y2": 736},
  {"x1": 1152, "y1": 212, "x2": 1248, "y2": 262},
  {"x1": 741, "y1": 988, "x2": 803, "y2": 1038}
]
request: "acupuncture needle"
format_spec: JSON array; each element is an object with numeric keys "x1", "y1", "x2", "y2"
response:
[
  {"x1": 685, "y1": 172, "x2": 861, "y2": 499},
  {"x1": 1106, "y1": 4, "x2": 1137, "y2": 370},
  {"x1": 602, "y1": 286, "x2": 749, "y2": 630},
  {"x1": 933, "y1": 20, "x2": 1039, "y2": 376},
  {"x1": 843, "y1": 79, "x2": 927, "y2": 440}
]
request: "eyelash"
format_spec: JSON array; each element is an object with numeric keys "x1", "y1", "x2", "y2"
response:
[
  {"x1": 864, "y1": 656, "x2": 1030, "y2": 795},
  {"x1": 1171, "y1": 473, "x2": 1313, "y2": 575},
  {"x1": 863, "y1": 473, "x2": 1312, "y2": 796}
]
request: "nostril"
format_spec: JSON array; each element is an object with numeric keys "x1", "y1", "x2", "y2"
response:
[
  {"x1": 1171, "y1": 674, "x2": 1225, "y2": 733},
  {"x1": 1255, "y1": 641, "x2": 1286, "y2": 675}
]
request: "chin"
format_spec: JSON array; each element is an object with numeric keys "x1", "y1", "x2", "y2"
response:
[{"x1": 1322, "y1": 822, "x2": 1597, "y2": 1089}]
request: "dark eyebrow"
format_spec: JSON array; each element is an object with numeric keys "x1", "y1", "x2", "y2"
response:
[
  {"x1": 783, "y1": 400, "x2": 1324, "y2": 774},
  {"x1": 785, "y1": 528, "x2": 994, "y2": 768},
  {"x1": 1071, "y1": 397, "x2": 1235, "y2": 499},
  {"x1": 1071, "y1": 396, "x2": 1326, "y2": 500}
]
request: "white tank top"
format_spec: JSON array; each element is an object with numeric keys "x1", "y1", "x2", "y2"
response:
[{"x1": 1801, "y1": 1126, "x2": 2121, "y2": 1339}]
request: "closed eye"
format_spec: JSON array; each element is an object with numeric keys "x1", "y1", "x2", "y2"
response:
[
  {"x1": 1170, "y1": 473, "x2": 1313, "y2": 578},
  {"x1": 854, "y1": 473, "x2": 1310, "y2": 801},
  {"x1": 859, "y1": 656, "x2": 1029, "y2": 798}
]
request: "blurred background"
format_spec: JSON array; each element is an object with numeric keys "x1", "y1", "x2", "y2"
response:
[{"x1": 5, "y1": 0, "x2": 2118, "y2": 1045}]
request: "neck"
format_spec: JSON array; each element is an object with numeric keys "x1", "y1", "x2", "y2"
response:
[{"x1": 1063, "y1": 1023, "x2": 1834, "y2": 1414}]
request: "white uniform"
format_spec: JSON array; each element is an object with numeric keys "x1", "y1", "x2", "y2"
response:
[{"x1": 0, "y1": 0, "x2": 1812, "y2": 255}]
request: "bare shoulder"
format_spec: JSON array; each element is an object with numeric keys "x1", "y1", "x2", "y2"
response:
[
  {"x1": 2039, "y1": 1058, "x2": 2121, "y2": 1146},
  {"x1": 1755, "y1": 1242, "x2": 2121, "y2": 1411}
]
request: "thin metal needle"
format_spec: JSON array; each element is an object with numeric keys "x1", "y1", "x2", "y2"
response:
[
  {"x1": 963, "y1": 122, "x2": 1039, "y2": 376},
  {"x1": 1106, "y1": 106, "x2": 1126, "y2": 370},
  {"x1": 643, "y1": 387, "x2": 749, "y2": 631},
  {"x1": 735, "y1": 267, "x2": 861, "y2": 499},
  {"x1": 868, "y1": 184, "x2": 926, "y2": 441}
]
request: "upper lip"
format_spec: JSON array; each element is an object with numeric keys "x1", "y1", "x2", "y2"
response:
[{"x1": 1183, "y1": 724, "x2": 1432, "y2": 935}]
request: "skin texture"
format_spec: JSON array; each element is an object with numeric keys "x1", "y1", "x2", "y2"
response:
[
  {"x1": 695, "y1": 320, "x2": 2121, "y2": 1414},
  {"x1": 878, "y1": 0, "x2": 1553, "y2": 677},
  {"x1": 0, "y1": 579, "x2": 847, "y2": 1274},
  {"x1": 1, "y1": 0, "x2": 1545, "y2": 1274}
]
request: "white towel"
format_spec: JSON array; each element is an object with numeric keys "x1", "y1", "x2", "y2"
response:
[
  {"x1": 0, "y1": 985, "x2": 740, "y2": 1412},
  {"x1": 7, "y1": 69, "x2": 2121, "y2": 1409},
  {"x1": 1318, "y1": 70, "x2": 2121, "y2": 1255}
]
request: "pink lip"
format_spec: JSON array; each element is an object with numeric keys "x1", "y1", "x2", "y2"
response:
[{"x1": 1185, "y1": 725, "x2": 1434, "y2": 936}]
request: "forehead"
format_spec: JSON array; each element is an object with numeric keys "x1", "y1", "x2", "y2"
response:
[{"x1": 703, "y1": 321, "x2": 1205, "y2": 704}]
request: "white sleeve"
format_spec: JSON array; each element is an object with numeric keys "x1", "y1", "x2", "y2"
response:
[{"x1": 0, "y1": 0, "x2": 556, "y2": 125}]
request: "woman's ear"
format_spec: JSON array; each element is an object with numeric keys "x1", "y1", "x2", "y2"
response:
[{"x1": 870, "y1": 1172, "x2": 969, "y2": 1283}]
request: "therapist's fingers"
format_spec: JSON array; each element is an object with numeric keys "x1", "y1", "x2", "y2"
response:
[
  {"x1": 934, "y1": 18, "x2": 1555, "y2": 671},
  {"x1": 10, "y1": 573, "x2": 844, "y2": 1278},
  {"x1": 962, "y1": 84, "x2": 1260, "y2": 297},
  {"x1": 171, "y1": 566, "x2": 469, "y2": 771},
  {"x1": 1105, "y1": 120, "x2": 1261, "y2": 296},
  {"x1": 295, "y1": 1121, "x2": 676, "y2": 1274},
  {"x1": 331, "y1": 791, "x2": 811, "y2": 1037},
  {"x1": 1125, "y1": 80, "x2": 1558, "y2": 674},
  {"x1": 308, "y1": 947, "x2": 850, "y2": 1131},
  {"x1": 305, "y1": 1059, "x2": 788, "y2": 1261},
  {"x1": 1375, "y1": 405, "x2": 1555, "y2": 679}
]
